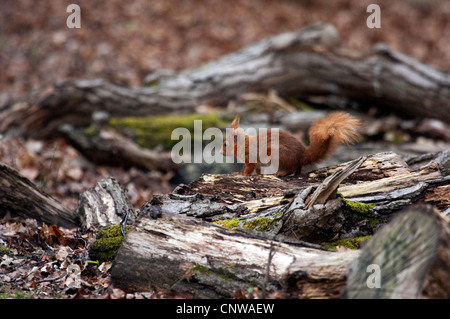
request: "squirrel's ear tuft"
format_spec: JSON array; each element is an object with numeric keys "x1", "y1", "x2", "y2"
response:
[{"x1": 230, "y1": 115, "x2": 240, "y2": 129}]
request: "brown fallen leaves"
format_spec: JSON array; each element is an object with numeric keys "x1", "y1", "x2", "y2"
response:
[
  {"x1": 0, "y1": 216, "x2": 111, "y2": 298},
  {"x1": 0, "y1": 133, "x2": 182, "y2": 299},
  {"x1": 0, "y1": 215, "x2": 195, "y2": 299},
  {"x1": 0, "y1": 216, "x2": 153, "y2": 299}
]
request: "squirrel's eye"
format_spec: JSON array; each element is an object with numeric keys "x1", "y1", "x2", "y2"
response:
[{"x1": 224, "y1": 141, "x2": 228, "y2": 147}]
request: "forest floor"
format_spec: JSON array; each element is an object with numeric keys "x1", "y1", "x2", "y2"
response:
[{"x1": 1, "y1": 0, "x2": 450, "y2": 298}]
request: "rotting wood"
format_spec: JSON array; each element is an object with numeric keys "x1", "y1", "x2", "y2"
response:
[
  {"x1": 141, "y1": 150, "x2": 450, "y2": 244},
  {"x1": 1, "y1": 143, "x2": 448, "y2": 298},
  {"x1": 0, "y1": 162, "x2": 77, "y2": 228},
  {"x1": 309, "y1": 151, "x2": 411, "y2": 182},
  {"x1": 1, "y1": 147, "x2": 447, "y2": 246},
  {"x1": 111, "y1": 213, "x2": 360, "y2": 298},
  {"x1": 305, "y1": 156, "x2": 366, "y2": 208},
  {"x1": 76, "y1": 177, "x2": 136, "y2": 232},
  {"x1": 111, "y1": 204, "x2": 449, "y2": 298},
  {"x1": 343, "y1": 205, "x2": 450, "y2": 299}
]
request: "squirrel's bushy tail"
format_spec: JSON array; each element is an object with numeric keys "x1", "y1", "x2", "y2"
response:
[{"x1": 301, "y1": 112, "x2": 361, "y2": 166}]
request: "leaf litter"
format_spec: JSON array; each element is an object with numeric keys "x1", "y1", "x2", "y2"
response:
[
  {"x1": 0, "y1": 136, "x2": 172, "y2": 299},
  {"x1": 0, "y1": 214, "x2": 169, "y2": 299}
]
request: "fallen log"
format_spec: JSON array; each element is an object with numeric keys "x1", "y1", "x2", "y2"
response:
[
  {"x1": 154, "y1": 150, "x2": 450, "y2": 243},
  {"x1": 0, "y1": 162, "x2": 77, "y2": 228},
  {"x1": 2, "y1": 145, "x2": 447, "y2": 298},
  {"x1": 111, "y1": 204, "x2": 450, "y2": 299},
  {"x1": 2, "y1": 147, "x2": 445, "y2": 242},
  {"x1": 0, "y1": 164, "x2": 137, "y2": 231},
  {"x1": 59, "y1": 124, "x2": 179, "y2": 173},
  {"x1": 2, "y1": 23, "x2": 450, "y2": 139},
  {"x1": 111, "y1": 213, "x2": 360, "y2": 298}
]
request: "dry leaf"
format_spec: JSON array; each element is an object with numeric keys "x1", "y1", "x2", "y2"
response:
[
  {"x1": 47, "y1": 224, "x2": 69, "y2": 246},
  {"x1": 65, "y1": 166, "x2": 83, "y2": 181},
  {"x1": 64, "y1": 264, "x2": 81, "y2": 289},
  {"x1": 55, "y1": 246, "x2": 72, "y2": 261},
  {"x1": 20, "y1": 167, "x2": 39, "y2": 181}
]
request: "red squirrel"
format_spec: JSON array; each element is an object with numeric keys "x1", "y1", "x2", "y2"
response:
[{"x1": 220, "y1": 112, "x2": 361, "y2": 176}]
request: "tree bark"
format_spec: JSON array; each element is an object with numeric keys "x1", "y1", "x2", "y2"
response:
[
  {"x1": 75, "y1": 177, "x2": 136, "y2": 232},
  {"x1": 2, "y1": 145, "x2": 448, "y2": 297},
  {"x1": 2, "y1": 23, "x2": 450, "y2": 138},
  {"x1": 111, "y1": 213, "x2": 360, "y2": 298},
  {"x1": 343, "y1": 205, "x2": 450, "y2": 299},
  {"x1": 0, "y1": 162, "x2": 77, "y2": 229}
]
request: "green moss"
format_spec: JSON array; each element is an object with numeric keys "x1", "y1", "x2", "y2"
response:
[
  {"x1": 243, "y1": 214, "x2": 282, "y2": 232},
  {"x1": 190, "y1": 264, "x2": 240, "y2": 283},
  {"x1": 322, "y1": 236, "x2": 371, "y2": 251},
  {"x1": 81, "y1": 126, "x2": 100, "y2": 138},
  {"x1": 214, "y1": 219, "x2": 240, "y2": 229},
  {"x1": 191, "y1": 264, "x2": 210, "y2": 274},
  {"x1": 89, "y1": 224, "x2": 130, "y2": 263},
  {"x1": 146, "y1": 80, "x2": 160, "y2": 87},
  {"x1": 96, "y1": 224, "x2": 129, "y2": 238},
  {"x1": 340, "y1": 195, "x2": 380, "y2": 227},
  {"x1": 0, "y1": 246, "x2": 12, "y2": 257},
  {"x1": 0, "y1": 286, "x2": 34, "y2": 299},
  {"x1": 244, "y1": 217, "x2": 275, "y2": 232},
  {"x1": 215, "y1": 213, "x2": 283, "y2": 232},
  {"x1": 341, "y1": 197, "x2": 376, "y2": 214},
  {"x1": 109, "y1": 113, "x2": 229, "y2": 150}
]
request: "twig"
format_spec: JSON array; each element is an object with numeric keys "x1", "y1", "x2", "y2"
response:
[
  {"x1": 262, "y1": 240, "x2": 280, "y2": 298},
  {"x1": 36, "y1": 273, "x2": 65, "y2": 284}
]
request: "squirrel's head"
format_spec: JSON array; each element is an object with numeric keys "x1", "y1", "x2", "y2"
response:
[{"x1": 220, "y1": 115, "x2": 241, "y2": 156}]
